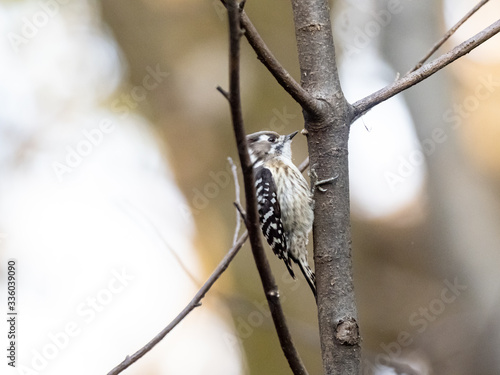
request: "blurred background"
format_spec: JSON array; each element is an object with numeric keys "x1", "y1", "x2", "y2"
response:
[{"x1": 1, "y1": 0, "x2": 499, "y2": 374}]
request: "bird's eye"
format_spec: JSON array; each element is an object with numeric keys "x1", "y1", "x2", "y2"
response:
[{"x1": 268, "y1": 136, "x2": 276, "y2": 143}]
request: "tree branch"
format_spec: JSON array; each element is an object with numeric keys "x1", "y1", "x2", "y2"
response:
[
  {"x1": 352, "y1": 18, "x2": 500, "y2": 121},
  {"x1": 107, "y1": 231, "x2": 248, "y2": 375},
  {"x1": 407, "y1": 0, "x2": 490, "y2": 74},
  {"x1": 298, "y1": 156, "x2": 310, "y2": 173},
  {"x1": 228, "y1": 156, "x2": 243, "y2": 245},
  {"x1": 220, "y1": 1, "x2": 309, "y2": 374}
]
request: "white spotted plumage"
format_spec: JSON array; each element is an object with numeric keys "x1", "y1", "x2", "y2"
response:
[{"x1": 247, "y1": 130, "x2": 316, "y2": 297}]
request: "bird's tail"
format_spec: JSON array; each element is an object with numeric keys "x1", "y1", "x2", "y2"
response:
[{"x1": 298, "y1": 256, "x2": 316, "y2": 299}]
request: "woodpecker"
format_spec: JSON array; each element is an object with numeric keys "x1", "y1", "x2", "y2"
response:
[{"x1": 247, "y1": 130, "x2": 316, "y2": 297}]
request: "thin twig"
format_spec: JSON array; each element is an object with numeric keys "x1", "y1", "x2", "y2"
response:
[
  {"x1": 298, "y1": 156, "x2": 309, "y2": 173},
  {"x1": 223, "y1": 1, "x2": 309, "y2": 374},
  {"x1": 217, "y1": 86, "x2": 231, "y2": 101},
  {"x1": 228, "y1": 157, "x2": 243, "y2": 246},
  {"x1": 352, "y1": 18, "x2": 500, "y2": 121},
  {"x1": 107, "y1": 231, "x2": 248, "y2": 375},
  {"x1": 407, "y1": 0, "x2": 490, "y2": 74},
  {"x1": 233, "y1": 201, "x2": 247, "y2": 222}
]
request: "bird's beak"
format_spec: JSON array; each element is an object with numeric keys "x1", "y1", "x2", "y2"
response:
[{"x1": 286, "y1": 131, "x2": 298, "y2": 141}]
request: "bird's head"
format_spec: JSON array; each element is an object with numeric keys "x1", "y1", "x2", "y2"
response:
[{"x1": 246, "y1": 130, "x2": 298, "y2": 165}]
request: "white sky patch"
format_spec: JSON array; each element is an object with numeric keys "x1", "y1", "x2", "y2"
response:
[
  {"x1": 341, "y1": 55, "x2": 426, "y2": 220},
  {"x1": 0, "y1": 1, "x2": 243, "y2": 375},
  {"x1": 332, "y1": 0, "x2": 427, "y2": 221}
]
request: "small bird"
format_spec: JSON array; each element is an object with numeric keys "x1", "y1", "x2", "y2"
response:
[{"x1": 247, "y1": 130, "x2": 316, "y2": 297}]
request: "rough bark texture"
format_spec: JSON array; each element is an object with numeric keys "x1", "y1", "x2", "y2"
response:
[{"x1": 290, "y1": 1, "x2": 361, "y2": 374}]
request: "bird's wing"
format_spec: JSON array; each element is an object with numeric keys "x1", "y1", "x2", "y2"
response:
[{"x1": 255, "y1": 167, "x2": 295, "y2": 278}]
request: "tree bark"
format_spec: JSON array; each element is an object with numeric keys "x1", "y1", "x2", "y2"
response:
[{"x1": 290, "y1": 1, "x2": 361, "y2": 374}]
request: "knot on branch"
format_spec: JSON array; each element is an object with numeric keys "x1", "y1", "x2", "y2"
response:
[
  {"x1": 335, "y1": 317, "x2": 360, "y2": 346},
  {"x1": 266, "y1": 288, "x2": 280, "y2": 300}
]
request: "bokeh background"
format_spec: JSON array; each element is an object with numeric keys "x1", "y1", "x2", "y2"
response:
[{"x1": 1, "y1": 0, "x2": 500, "y2": 374}]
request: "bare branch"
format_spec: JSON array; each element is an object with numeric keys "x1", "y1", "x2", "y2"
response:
[
  {"x1": 217, "y1": 85, "x2": 231, "y2": 101},
  {"x1": 298, "y1": 156, "x2": 310, "y2": 174},
  {"x1": 107, "y1": 231, "x2": 248, "y2": 375},
  {"x1": 352, "y1": 18, "x2": 500, "y2": 121},
  {"x1": 228, "y1": 157, "x2": 243, "y2": 245},
  {"x1": 233, "y1": 201, "x2": 247, "y2": 221},
  {"x1": 223, "y1": 1, "x2": 309, "y2": 374},
  {"x1": 407, "y1": 0, "x2": 490, "y2": 74}
]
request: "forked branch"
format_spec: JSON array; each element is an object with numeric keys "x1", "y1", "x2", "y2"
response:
[
  {"x1": 407, "y1": 0, "x2": 490, "y2": 74},
  {"x1": 352, "y1": 18, "x2": 500, "y2": 120}
]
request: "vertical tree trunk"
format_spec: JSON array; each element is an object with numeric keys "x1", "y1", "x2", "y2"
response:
[{"x1": 290, "y1": 1, "x2": 361, "y2": 374}]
